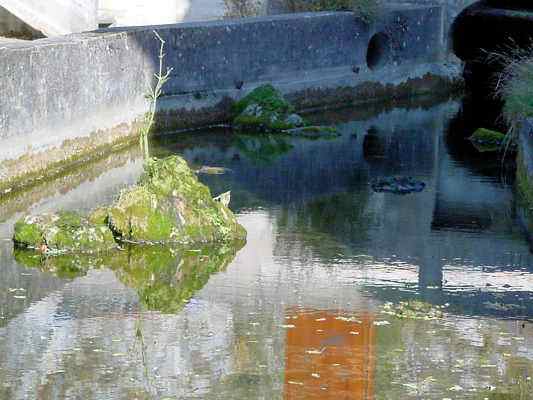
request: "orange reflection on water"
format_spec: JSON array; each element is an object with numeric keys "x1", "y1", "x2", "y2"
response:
[{"x1": 284, "y1": 309, "x2": 375, "y2": 400}]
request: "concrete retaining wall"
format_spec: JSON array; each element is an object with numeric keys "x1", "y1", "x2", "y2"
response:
[{"x1": 0, "y1": 6, "x2": 462, "y2": 195}]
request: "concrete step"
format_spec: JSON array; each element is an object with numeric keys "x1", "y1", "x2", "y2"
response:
[{"x1": 0, "y1": 0, "x2": 97, "y2": 37}]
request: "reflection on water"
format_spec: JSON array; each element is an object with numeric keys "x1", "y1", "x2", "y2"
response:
[
  {"x1": 284, "y1": 309, "x2": 375, "y2": 399},
  {"x1": 0, "y1": 98, "x2": 532, "y2": 399}
]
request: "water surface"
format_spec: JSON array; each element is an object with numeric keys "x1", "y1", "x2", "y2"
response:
[{"x1": 0, "y1": 98, "x2": 532, "y2": 399}]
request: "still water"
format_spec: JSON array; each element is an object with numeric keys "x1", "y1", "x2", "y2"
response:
[{"x1": 0, "y1": 98, "x2": 532, "y2": 399}]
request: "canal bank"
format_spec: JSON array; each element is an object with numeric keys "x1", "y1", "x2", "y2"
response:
[{"x1": 0, "y1": 5, "x2": 463, "y2": 196}]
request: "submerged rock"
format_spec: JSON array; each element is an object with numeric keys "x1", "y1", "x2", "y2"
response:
[
  {"x1": 13, "y1": 156, "x2": 246, "y2": 252},
  {"x1": 371, "y1": 176, "x2": 426, "y2": 195},
  {"x1": 232, "y1": 85, "x2": 306, "y2": 133}
]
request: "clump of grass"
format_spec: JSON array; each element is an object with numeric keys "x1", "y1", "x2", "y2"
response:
[
  {"x1": 140, "y1": 30, "x2": 173, "y2": 160},
  {"x1": 489, "y1": 41, "x2": 533, "y2": 128},
  {"x1": 486, "y1": 41, "x2": 533, "y2": 157}
]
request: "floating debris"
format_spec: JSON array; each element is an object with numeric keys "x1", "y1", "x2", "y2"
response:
[
  {"x1": 381, "y1": 301, "x2": 445, "y2": 320},
  {"x1": 371, "y1": 176, "x2": 426, "y2": 195},
  {"x1": 306, "y1": 348, "x2": 325, "y2": 355},
  {"x1": 196, "y1": 166, "x2": 231, "y2": 175},
  {"x1": 288, "y1": 380, "x2": 304, "y2": 386}
]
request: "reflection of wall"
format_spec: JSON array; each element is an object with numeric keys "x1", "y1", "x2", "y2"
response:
[{"x1": 284, "y1": 309, "x2": 375, "y2": 400}]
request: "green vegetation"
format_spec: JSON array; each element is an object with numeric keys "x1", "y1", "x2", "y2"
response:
[
  {"x1": 469, "y1": 128, "x2": 507, "y2": 152},
  {"x1": 469, "y1": 128, "x2": 506, "y2": 145},
  {"x1": 381, "y1": 301, "x2": 446, "y2": 320},
  {"x1": 109, "y1": 156, "x2": 246, "y2": 244},
  {"x1": 232, "y1": 84, "x2": 306, "y2": 133},
  {"x1": 13, "y1": 156, "x2": 246, "y2": 251},
  {"x1": 491, "y1": 44, "x2": 533, "y2": 127},
  {"x1": 139, "y1": 30, "x2": 173, "y2": 160},
  {"x1": 13, "y1": 212, "x2": 116, "y2": 253}
]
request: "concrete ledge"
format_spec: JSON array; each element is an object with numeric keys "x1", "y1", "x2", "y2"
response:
[{"x1": 0, "y1": 7, "x2": 461, "y2": 195}]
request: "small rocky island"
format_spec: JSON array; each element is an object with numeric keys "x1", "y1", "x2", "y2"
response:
[{"x1": 13, "y1": 156, "x2": 246, "y2": 254}]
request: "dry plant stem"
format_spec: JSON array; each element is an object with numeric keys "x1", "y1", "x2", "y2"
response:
[{"x1": 140, "y1": 30, "x2": 174, "y2": 160}]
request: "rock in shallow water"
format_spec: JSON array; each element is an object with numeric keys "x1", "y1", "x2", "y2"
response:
[
  {"x1": 371, "y1": 176, "x2": 426, "y2": 195},
  {"x1": 13, "y1": 156, "x2": 246, "y2": 253},
  {"x1": 232, "y1": 84, "x2": 306, "y2": 133}
]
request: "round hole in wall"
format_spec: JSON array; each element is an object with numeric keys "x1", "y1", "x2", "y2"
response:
[{"x1": 366, "y1": 32, "x2": 392, "y2": 70}]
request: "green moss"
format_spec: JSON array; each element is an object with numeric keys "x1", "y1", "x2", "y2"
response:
[
  {"x1": 231, "y1": 85, "x2": 306, "y2": 133},
  {"x1": 232, "y1": 84, "x2": 294, "y2": 116},
  {"x1": 13, "y1": 156, "x2": 246, "y2": 252},
  {"x1": 109, "y1": 156, "x2": 246, "y2": 244},
  {"x1": 13, "y1": 219, "x2": 44, "y2": 248},
  {"x1": 13, "y1": 212, "x2": 116, "y2": 253},
  {"x1": 469, "y1": 128, "x2": 506, "y2": 145},
  {"x1": 516, "y1": 152, "x2": 533, "y2": 211},
  {"x1": 502, "y1": 59, "x2": 533, "y2": 125},
  {"x1": 88, "y1": 207, "x2": 109, "y2": 225}
]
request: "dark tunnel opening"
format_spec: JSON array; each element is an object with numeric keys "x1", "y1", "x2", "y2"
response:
[{"x1": 450, "y1": 1, "x2": 533, "y2": 133}]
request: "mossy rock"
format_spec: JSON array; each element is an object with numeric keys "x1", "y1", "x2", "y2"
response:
[
  {"x1": 13, "y1": 211, "x2": 116, "y2": 253},
  {"x1": 232, "y1": 84, "x2": 294, "y2": 116},
  {"x1": 13, "y1": 156, "x2": 246, "y2": 252},
  {"x1": 108, "y1": 156, "x2": 246, "y2": 244},
  {"x1": 232, "y1": 85, "x2": 306, "y2": 133},
  {"x1": 469, "y1": 128, "x2": 505, "y2": 146}
]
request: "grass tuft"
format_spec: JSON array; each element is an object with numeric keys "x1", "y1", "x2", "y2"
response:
[{"x1": 488, "y1": 40, "x2": 533, "y2": 128}]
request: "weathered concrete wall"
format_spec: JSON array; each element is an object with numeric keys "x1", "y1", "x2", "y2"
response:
[
  {"x1": 0, "y1": 0, "x2": 98, "y2": 37},
  {"x1": 0, "y1": 7, "x2": 461, "y2": 195},
  {"x1": 0, "y1": 6, "x2": 43, "y2": 39},
  {"x1": 517, "y1": 119, "x2": 533, "y2": 245}
]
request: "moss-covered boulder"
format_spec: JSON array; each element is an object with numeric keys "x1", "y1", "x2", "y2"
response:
[
  {"x1": 108, "y1": 156, "x2": 246, "y2": 244},
  {"x1": 232, "y1": 85, "x2": 306, "y2": 133},
  {"x1": 13, "y1": 211, "x2": 116, "y2": 253},
  {"x1": 13, "y1": 156, "x2": 246, "y2": 252},
  {"x1": 468, "y1": 128, "x2": 506, "y2": 152}
]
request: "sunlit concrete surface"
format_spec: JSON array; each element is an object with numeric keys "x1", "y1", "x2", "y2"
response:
[
  {"x1": 0, "y1": 0, "x2": 97, "y2": 37},
  {"x1": 98, "y1": 0, "x2": 228, "y2": 26}
]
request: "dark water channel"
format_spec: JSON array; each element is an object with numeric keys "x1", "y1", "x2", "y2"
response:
[{"x1": 0, "y1": 97, "x2": 532, "y2": 399}]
